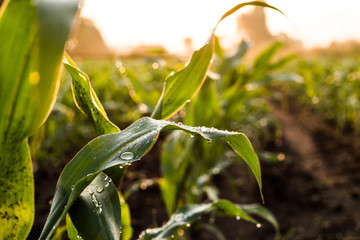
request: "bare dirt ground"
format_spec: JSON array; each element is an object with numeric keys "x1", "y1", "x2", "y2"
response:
[{"x1": 254, "y1": 99, "x2": 360, "y2": 240}]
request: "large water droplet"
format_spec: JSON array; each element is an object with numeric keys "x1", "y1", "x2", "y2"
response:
[
  {"x1": 120, "y1": 151, "x2": 134, "y2": 160},
  {"x1": 256, "y1": 223, "x2": 262, "y2": 228},
  {"x1": 96, "y1": 206, "x2": 103, "y2": 214}
]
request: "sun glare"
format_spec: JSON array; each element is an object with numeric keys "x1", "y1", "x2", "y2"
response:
[{"x1": 80, "y1": 0, "x2": 360, "y2": 53}]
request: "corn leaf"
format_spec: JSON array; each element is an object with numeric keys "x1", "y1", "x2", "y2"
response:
[
  {"x1": 138, "y1": 200, "x2": 256, "y2": 240},
  {"x1": 68, "y1": 172, "x2": 121, "y2": 240},
  {"x1": 0, "y1": 0, "x2": 79, "y2": 238},
  {"x1": 64, "y1": 54, "x2": 120, "y2": 135},
  {"x1": 151, "y1": 40, "x2": 213, "y2": 119},
  {"x1": 39, "y1": 117, "x2": 261, "y2": 239},
  {"x1": 119, "y1": 193, "x2": 133, "y2": 240},
  {"x1": 240, "y1": 204, "x2": 280, "y2": 235},
  {"x1": 66, "y1": 215, "x2": 83, "y2": 240},
  {"x1": 152, "y1": 1, "x2": 284, "y2": 120}
]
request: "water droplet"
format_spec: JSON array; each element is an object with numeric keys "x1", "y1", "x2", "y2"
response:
[
  {"x1": 173, "y1": 213, "x2": 184, "y2": 222},
  {"x1": 186, "y1": 223, "x2": 191, "y2": 227},
  {"x1": 77, "y1": 234, "x2": 82, "y2": 239},
  {"x1": 120, "y1": 151, "x2": 134, "y2": 160},
  {"x1": 96, "y1": 187, "x2": 104, "y2": 193},
  {"x1": 96, "y1": 207, "x2": 103, "y2": 214},
  {"x1": 104, "y1": 182, "x2": 110, "y2": 187},
  {"x1": 171, "y1": 235, "x2": 174, "y2": 239},
  {"x1": 104, "y1": 175, "x2": 108, "y2": 181},
  {"x1": 119, "y1": 165, "x2": 123, "y2": 169},
  {"x1": 236, "y1": 216, "x2": 241, "y2": 220},
  {"x1": 190, "y1": 135, "x2": 194, "y2": 138},
  {"x1": 256, "y1": 223, "x2": 262, "y2": 228},
  {"x1": 186, "y1": 99, "x2": 191, "y2": 103}
]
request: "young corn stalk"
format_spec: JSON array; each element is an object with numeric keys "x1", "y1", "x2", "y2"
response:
[{"x1": 0, "y1": 1, "x2": 285, "y2": 239}]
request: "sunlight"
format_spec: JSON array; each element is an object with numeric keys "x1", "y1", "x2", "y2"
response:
[{"x1": 81, "y1": 0, "x2": 360, "y2": 53}]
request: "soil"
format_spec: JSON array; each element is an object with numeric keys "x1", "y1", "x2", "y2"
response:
[{"x1": 28, "y1": 97, "x2": 360, "y2": 240}]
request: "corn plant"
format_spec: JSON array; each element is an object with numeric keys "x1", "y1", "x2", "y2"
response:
[
  {"x1": 293, "y1": 57, "x2": 360, "y2": 135},
  {"x1": 1, "y1": 1, "x2": 285, "y2": 239},
  {"x1": 0, "y1": 0, "x2": 79, "y2": 238},
  {"x1": 155, "y1": 38, "x2": 300, "y2": 239}
]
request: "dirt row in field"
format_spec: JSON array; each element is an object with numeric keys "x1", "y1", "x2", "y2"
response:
[{"x1": 259, "y1": 99, "x2": 360, "y2": 240}]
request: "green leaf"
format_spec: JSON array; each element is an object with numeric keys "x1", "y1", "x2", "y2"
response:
[
  {"x1": 69, "y1": 172, "x2": 121, "y2": 240},
  {"x1": 240, "y1": 204, "x2": 280, "y2": 234},
  {"x1": 218, "y1": 40, "x2": 250, "y2": 75},
  {"x1": 139, "y1": 200, "x2": 256, "y2": 240},
  {"x1": 31, "y1": 0, "x2": 80, "y2": 134},
  {"x1": 66, "y1": 214, "x2": 83, "y2": 240},
  {"x1": 151, "y1": 1, "x2": 285, "y2": 120},
  {"x1": 0, "y1": 140, "x2": 34, "y2": 239},
  {"x1": 160, "y1": 131, "x2": 194, "y2": 214},
  {"x1": 39, "y1": 117, "x2": 261, "y2": 239},
  {"x1": 0, "y1": 0, "x2": 79, "y2": 238},
  {"x1": 125, "y1": 67, "x2": 162, "y2": 108},
  {"x1": 64, "y1": 53, "x2": 120, "y2": 135},
  {"x1": 151, "y1": 40, "x2": 213, "y2": 119},
  {"x1": 253, "y1": 42, "x2": 282, "y2": 70},
  {"x1": 217, "y1": 1, "x2": 285, "y2": 24},
  {"x1": 119, "y1": 193, "x2": 133, "y2": 240}
]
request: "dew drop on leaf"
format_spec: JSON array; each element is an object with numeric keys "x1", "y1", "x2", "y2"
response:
[
  {"x1": 173, "y1": 213, "x2": 184, "y2": 222},
  {"x1": 96, "y1": 207, "x2": 103, "y2": 214},
  {"x1": 120, "y1": 151, "x2": 134, "y2": 160},
  {"x1": 256, "y1": 223, "x2": 262, "y2": 228}
]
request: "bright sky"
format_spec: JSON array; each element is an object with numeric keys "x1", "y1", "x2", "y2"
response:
[{"x1": 81, "y1": 0, "x2": 360, "y2": 54}]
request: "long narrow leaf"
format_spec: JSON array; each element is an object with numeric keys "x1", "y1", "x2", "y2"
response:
[
  {"x1": 39, "y1": 117, "x2": 261, "y2": 239},
  {"x1": 69, "y1": 172, "x2": 122, "y2": 240},
  {"x1": 151, "y1": 1, "x2": 284, "y2": 120},
  {"x1": 138, "y1": 200, "x2": 256, "y2": 240},
  {"x1": 31, "y1": 0, "x2": 80, "y2": 134},
  {"x1": 151, "y1": 40, "x2": 213, "y2": 119},
  {"x1": 0, "y1": 0, "x2": 79, "y2": 238},
  {"x1": 64, "y1": 54, "x2": 120, "y2": 135},
  {"x1": 240, "y1": 204, "x2": 280, "y2": 235}
]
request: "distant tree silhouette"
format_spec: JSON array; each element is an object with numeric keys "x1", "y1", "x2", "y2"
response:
[{"x1": 237, "y1": 6, "x2": 273, "y2": 45}]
